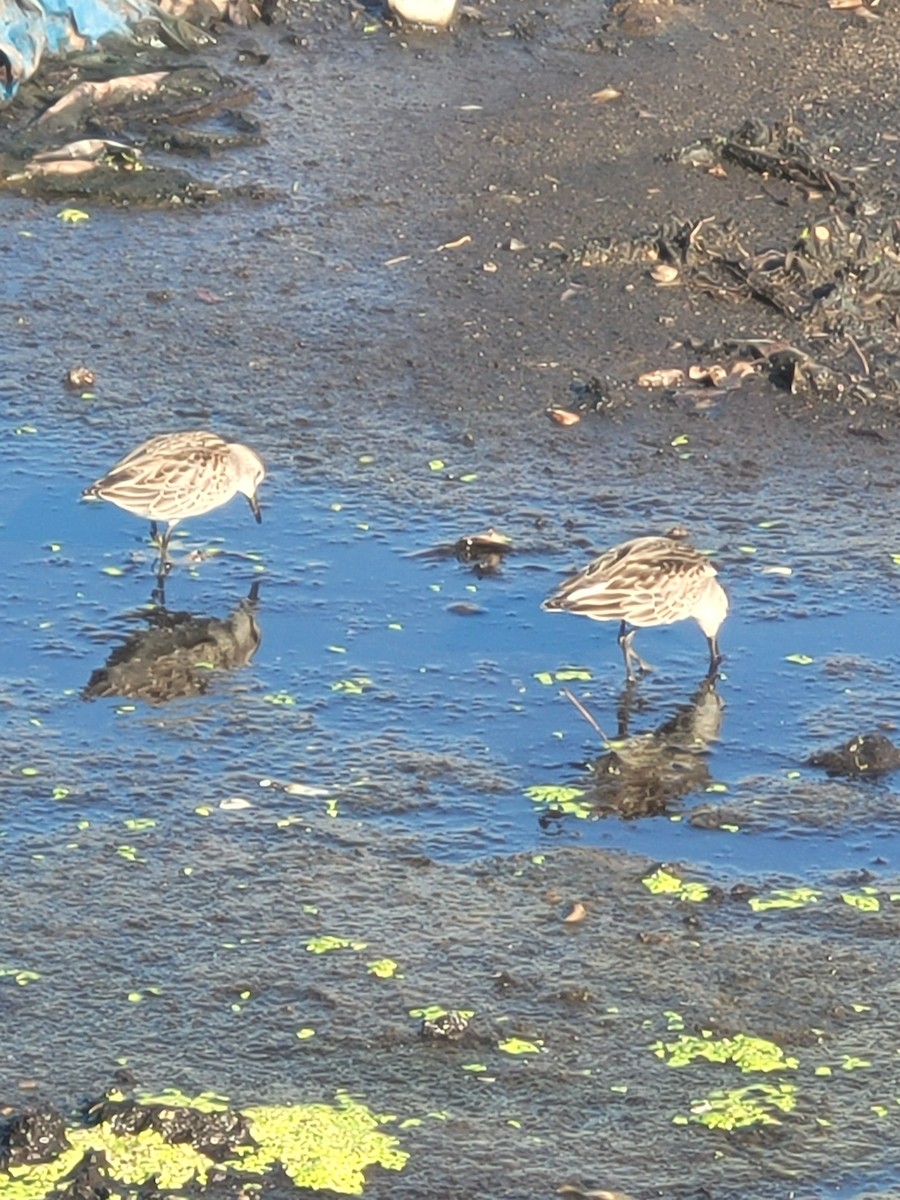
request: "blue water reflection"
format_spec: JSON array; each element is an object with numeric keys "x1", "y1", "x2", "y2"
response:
[{"x1": 3, "y1": 440, "x2": 900, "y2": 883}]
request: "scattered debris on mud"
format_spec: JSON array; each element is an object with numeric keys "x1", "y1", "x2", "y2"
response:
[
  {"x1": 808, "y1": 731, "x2": 900, "y2": 779},
  {"x1": 0, "y1": 62, "x2": 268, "y2": 204},
  {"x1": 571, "y1": 118, "x2": 900, "y2": 411},
  {"x1": 410, "y1": 527, "x2": 513, "y2": 575}
]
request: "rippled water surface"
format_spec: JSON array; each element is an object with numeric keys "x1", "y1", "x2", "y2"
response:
[{"x1": 5, "y1": 419, "x2": 900, "y2": 883}]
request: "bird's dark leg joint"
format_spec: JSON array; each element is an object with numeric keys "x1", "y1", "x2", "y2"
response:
[
  {"x1": 706, "y1": 636, "x2": 723, "y2": 679},
  {"x1": 619, "y1": 625, "x2": 653, "y2": 680}
]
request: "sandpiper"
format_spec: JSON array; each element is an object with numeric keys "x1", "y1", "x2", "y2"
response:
[
  {"x1": 543, "y1": 528, "x2": 727, "y2": 680},
  {"x1": 83, "y1": 430, "x2": 265, "y2": 565}
]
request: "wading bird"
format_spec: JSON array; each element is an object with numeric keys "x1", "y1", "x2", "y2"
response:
[
  {"x1": 543, "y1": 528, "x2": 727, "y2": 680},
  {"x1": 83, "y1": 430, "x2": 265, "y2": 568}
]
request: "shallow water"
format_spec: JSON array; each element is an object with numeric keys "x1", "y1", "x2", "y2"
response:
[{"x1": 5, "y1": 424, "x2": 900, "y2": 886}]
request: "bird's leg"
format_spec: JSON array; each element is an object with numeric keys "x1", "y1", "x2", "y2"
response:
[
  {"x1": 149, "y1": 519, "x2": 174, "y2": 576},
  {"x1": 706, "y1": 635, "x2": 723, "y2": 679},
  {"x1": 618, "y1": 622, "x2": 636, "y2": 681},
  {"x1": 618, "y1": 622, "x2": 653, "y2": 681},
  {"x1": 154, "y1": 525, "x2": 174, "y2": 578}
]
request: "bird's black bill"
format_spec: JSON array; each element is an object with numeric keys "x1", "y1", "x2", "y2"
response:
[{"x1": 248, "y1": 494, "x2": 262, "y2": 524}]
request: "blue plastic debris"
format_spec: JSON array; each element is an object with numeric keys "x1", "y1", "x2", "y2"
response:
[{"x1": 0, "y1": 0, "x2": 157, "y2": 100}]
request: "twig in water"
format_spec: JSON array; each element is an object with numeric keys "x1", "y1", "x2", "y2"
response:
[{"x1": 562, "y1": 688, "x2": 609, "y2": 742}]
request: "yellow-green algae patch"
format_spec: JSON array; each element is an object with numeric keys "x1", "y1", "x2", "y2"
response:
[
  {"x1": 233, "y1": 1095, "x2": 408, "y2": 1193},
  {"x1": 748, "y1": 886, "x2": 822, "y2": 912},
  {"x1": 0, "y1": 968, "x2": 40, "y2": 986},
  {"x1": 532, "y1": 667, "x2": 593, "y2": 685},
  {"x1": 306, "y1": 935, "x2": 369, "y2": 954},
  {"x1": 642, "y1": 868, "x2": 710, "y2": 902},
  {"x1": 524, "y1": 785, "x2": 591, "y2": 818},
  {"x1": 653, "y1": 1032, "x2": 798, "y2": 1073},
  {"x1": 0, "y1": 1127, "x2": 213, "y2": 1199},
  {"x1": 408, "y1": 1005, "x2": 475, "y2": 1022},
  {"x1": 498, "y1": 1037, "x2": 542, "y2": 1055},
  {"x1": 331, "y1": 677, "x2": 374, "y2": 695},
  {"x1": 681, "y1": 1082, "x2": 798, "y2": 1130},
  {"x1": 0, "y1": 1148, "x2": 83, "y2": 1200},
  {"x1": 366, "y1": 957, "x2": 401, "y2": 978},
  {"x1": 842, "y1": 888, "x2": 881, "y2": 912},
  {"x1": 0, "y1": 1093, "x2": 408, "y2": 1199},
  {"x1": 84, "y1": 1126, "x2": 218, "y2": 1189},
  {"x1": 140, "y1": 1087, "x2": 230, "y2": 1111}
]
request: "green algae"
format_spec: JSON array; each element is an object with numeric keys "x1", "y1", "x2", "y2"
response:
[
  {"x1": 0, "y1": 968, "x2": 40, "y2": 986},
  {"x1": 234, "y1": 1095, "x2": 408, "y2": 1193},
  {"x1": 0, "y1": 1127, "x2": 209, "y2": 1200},
  {"x1": 366, "y1": 957, "x2": 401, "y2": 978},
  {"x1": 748, "y1": 886, "x2": 823, "y2": 912},
  {"x1": 0, "y1": 1150, "x2": 83, "y2": 1200},
  {"x1": 532, "y1": 668, "x2": 593, "y2": 685},
  {"x1": 78, "y1": 1125, "x2": 216, "y2": 1189},
  {"x1": 524, "y1": 785, "x2": 591, "y2": 817},
  {"x1": 0, "y1": 1092, "x2": 409, "y2": 1199},
  {"x1": 408, "y1": 1005, "x2": 475, "y2": 1022},
  {"x1": 498, "y1": 1037, "x2": 542, "y2": 1055},
  {"x1": 642, "y1": 867, "x2": 710, "y2": 902},
  {"x1": 306, "y1": 935, "x2": 369, "y2": 954},
  {"x1": 137, "y1": 1088, "x2": 231, "y2": 1111},
  {"x1": 331, "y1": 677, "x2": 374, "y2": 695},
  {"x1": 653, "y1": 1031, "x2": 798, "y2": 1073},
  {"x1": 682, "y1": 1082, "x2": 798, "y2": 1130},
  {"x1": 842, "y1": 888, "x2": 880, "y2": 912}
]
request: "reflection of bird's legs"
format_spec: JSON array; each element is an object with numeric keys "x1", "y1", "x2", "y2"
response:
[
  {"x1": 618, "y1": 622, "x2": 653, "y2": 681},
  {"x1": 615, "y1": 677, "x2": 640, "y2": 738},
  {"x1": 151, "y1": 569, "x2": 168, "y2": 608}
]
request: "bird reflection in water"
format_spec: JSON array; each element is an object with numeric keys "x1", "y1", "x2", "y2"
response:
[
  {"x1": 82, "y1": 582, "x2": 262, "y2": 705},
  {"x1": 562, "y1": 675, "x2": 725, "y2": 820}
]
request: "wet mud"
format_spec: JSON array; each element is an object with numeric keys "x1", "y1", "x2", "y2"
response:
[
  {"x1": 2, "y1": 0, "x2": 900, "y2": 1196},
  {"x1": 6, "y1": 825, "x2": 900, "y2": 1199}
]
